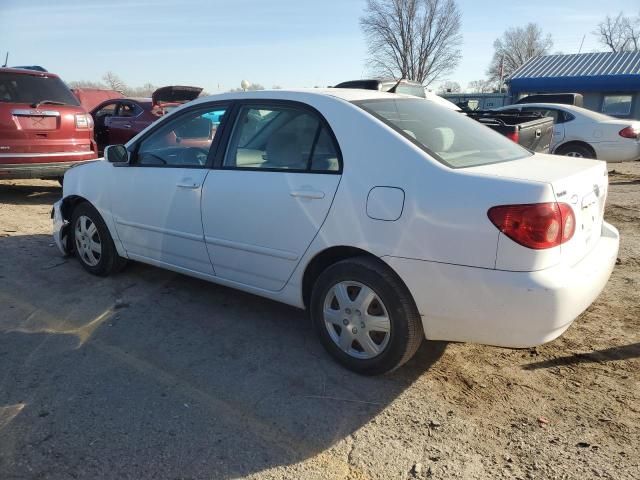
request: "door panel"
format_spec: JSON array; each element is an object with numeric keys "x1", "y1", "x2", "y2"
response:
[
  {"x1": 201, "y1": 170, "x2": 340, "y2": 290},
  {"x1": 111, "y1": 167, "x2": 212, "y2": 273}
]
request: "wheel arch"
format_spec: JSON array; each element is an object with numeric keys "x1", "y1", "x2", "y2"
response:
[
  {"x1": 301, "y1": 246, "x2": 410, "y2": 309},
  {"x1": 553, "y1": 140, "x2": 597, "y2": 158}
]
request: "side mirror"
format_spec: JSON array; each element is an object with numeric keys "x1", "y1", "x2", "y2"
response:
[{"x1": 104, "y1": 144, "x2": 129, "y2": 164}]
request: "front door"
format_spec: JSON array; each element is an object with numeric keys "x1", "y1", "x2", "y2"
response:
[
  {"x1": 105, "y1": 101, "x2": 144, "y2": 146},
  {"x1": 201, "y1": 103, "x2": 342, "y2": 291},
  {"x1": 111, "y1": 103, "x2": 229, "y2": 274}
]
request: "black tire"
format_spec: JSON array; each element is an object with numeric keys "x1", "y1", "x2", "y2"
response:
[
  {"x1": 310, "y1": 256, "x2": 423, "y2": 375},
  {"x1": 71, "y1": 202, "x2": 127, "y2": 276},
  {"x1": 556, "y1": 143, "x2": 595, "y2": 159}
]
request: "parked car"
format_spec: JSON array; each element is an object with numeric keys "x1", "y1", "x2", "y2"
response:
[
  {"x1": 336, "y1": 78, "x2": 552, "y2": 152},
  {"x1": 90, "y1": 85, "x2": 202, "y2": 153},
  {"x1": 334, "y1": 78, "x2": 460, "y2": 111},
  {"x1": 53, "y1": 89, "x2": 619, "y2": 375},
  {"x1": 494, "y1": 103, "x2": 640, "y2": 162},
  {"x1": 515, "y1": 93, "x2": 584, "y2": 107},
  {"x1": 71, "y1": 88, "x2": 124, "y2": 113},
  {"x1": 0, "y1": 67, "x2": 97, "y2": 181},
  {"x1": 466, "y1": 110, "x2": 554, "y2": 153}
]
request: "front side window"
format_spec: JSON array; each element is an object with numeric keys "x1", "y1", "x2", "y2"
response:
[
  {"x1": 602, "y1": 95, "x2": 633, "y2": 116},
  {"x1": 356, "y1": 98, "x2": 531, "y2": 168},
  {"x1": 134, "y1": 106, "x2": 227, "y2": 167},
  {"x1": 117, "y1": 102, "x2": 140, "y2": 117},
  {"x1": 223, "y1": 105, "x2": 339, "y2": 172}
]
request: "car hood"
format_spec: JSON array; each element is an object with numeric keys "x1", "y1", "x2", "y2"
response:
[{"x1": 152, "y1": 85, "x2": 202, "y2": 106}]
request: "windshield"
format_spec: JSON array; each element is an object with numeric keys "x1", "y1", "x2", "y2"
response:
[
  {"x1": 355, "y1": 98, "x2": 531, "y2": 168},
  {"x1": 0, "y1": 73, "x2": 80, "y2": 106}
]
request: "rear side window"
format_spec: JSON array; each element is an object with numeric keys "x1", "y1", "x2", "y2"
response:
[
  {"x1": 356, "y1": 98, "x2": 530, "y2": 168},
  {"x1": 223, "y1": 105, "x2": 340, "y2": 172},
  {"x1": 0, "y1": 72, "x2": 80, "y2": 106}
]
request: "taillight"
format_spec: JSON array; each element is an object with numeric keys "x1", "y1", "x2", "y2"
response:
[
  {"x1": 505, "y1": 130, "x2": 520, "y2": 143},
  {"x1": 619, "y1": 125, "x2": 640, "y2": 139},
  {"x1": 488, "y1": 202, "x2": 575, "y2": 250},
  {"x1": 75, "y1": 113, "x2": 93, "y2": 129}
]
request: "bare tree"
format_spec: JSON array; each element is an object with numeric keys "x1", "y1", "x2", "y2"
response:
[
  {"x1": 487, "y1": 23, "x2": 553, "y2": 84},
  {"x1": 229, "y1": 82, "x2": 265, "y2": 92},
  {"x1": 438, "y1": 80, "x2": 461, "y2": 93},
  {"x1": 67, "y1": 80, "x2": 107, "y2": 89},
  {"x1": 101, "y1": 71, "x2": 127, "y2": 92},
  {"x1": 594, "y1": 12, "x2": 640, "y2": 52},
  {"x1": 467, "y1": 79, "x2": 493, "y2": 93},
  {"x1": 360, "y1": 0, "x2": 462, "y2": 86}
]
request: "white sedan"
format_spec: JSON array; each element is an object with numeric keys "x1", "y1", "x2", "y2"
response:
[
  {"x1": 52, "y1": 89, "x2": 619, "y2": 374},
  {"x1": 494, "y1": 102, "x2": 640, "y2": 162}
]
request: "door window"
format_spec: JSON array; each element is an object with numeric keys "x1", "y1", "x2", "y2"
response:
[
  {"x1": 134, "y1": 106, "x2": 227, "y2": 167},
  {"x1": 223, "y1": 105, "x2": 340, "y2": 172},
  {"x1": 116, "y1": 102, "x2": 140, "y2": 117}
]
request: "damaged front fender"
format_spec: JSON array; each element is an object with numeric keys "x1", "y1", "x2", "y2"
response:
[{"x1": 52, "y1": 199, "x2": 71, "y2": 256}]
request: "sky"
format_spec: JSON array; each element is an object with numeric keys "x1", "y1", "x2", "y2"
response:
[{"x1": 0, "y1": 0, "x2": 636, "y2": 93}]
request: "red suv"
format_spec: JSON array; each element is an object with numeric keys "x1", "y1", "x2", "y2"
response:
[{"x1": 0, "y1": 68, "x2": 97, "y2": 181}]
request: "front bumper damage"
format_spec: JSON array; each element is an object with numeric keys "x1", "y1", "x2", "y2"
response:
[{"x1": 51, "y1": 199, "x2": 70, "y2": 256}]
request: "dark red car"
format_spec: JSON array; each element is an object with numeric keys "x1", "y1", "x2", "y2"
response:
[
  {"x1": 90, "y1": 86, "x2": 202, "y2": 153},
  {"x1": 0, "y1": 68, "x2": 98, "y2": 181}
]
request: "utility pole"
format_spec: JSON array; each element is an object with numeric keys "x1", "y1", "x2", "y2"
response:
[
  {"x1": 2, "y1": 52, "x2": 8, "y2": 68},
  {"x1": 578, "y1": 35, "x2": 586, "y2": 54}
]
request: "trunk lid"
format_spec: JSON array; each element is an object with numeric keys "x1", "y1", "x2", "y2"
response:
[
  {"x1": 151, "y1": 85, "x2": 202, "y2": 107},
  {"x1": 468, "y1": 153, "x2": 608, "y2": 266}
]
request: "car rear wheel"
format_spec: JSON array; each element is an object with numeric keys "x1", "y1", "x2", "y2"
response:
[
  {"x1": 310, "y1": 256, "x2": 423, "y2": 375},
  {"x1": 556, "y1": 143, "x2": 595, "y2": 159},
  {"x1": 71, "y1": 202, "x2": 127, "y2": 276}
]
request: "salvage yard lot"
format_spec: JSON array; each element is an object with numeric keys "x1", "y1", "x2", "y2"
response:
[{"x1": 0, "y1": 163, "x2": 638, "y2": 479}]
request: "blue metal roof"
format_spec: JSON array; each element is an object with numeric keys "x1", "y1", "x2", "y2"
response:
[{"x1": 508, "y1": 51, "x2": 640, "y2": 93}]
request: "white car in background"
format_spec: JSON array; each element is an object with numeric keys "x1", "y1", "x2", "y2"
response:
[
  {"x1": 52, "y1": 89, "x2": 619, "y2": 375},
  {"x1": 494, "y1": 103, "x2": 640, "y2": 162}
]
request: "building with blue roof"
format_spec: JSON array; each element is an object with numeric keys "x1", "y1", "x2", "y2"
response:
[{"x1": 508, "y1": 51, "x2": 640, "y2": 119}]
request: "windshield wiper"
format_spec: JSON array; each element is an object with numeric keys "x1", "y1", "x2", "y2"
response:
[{"x1": 31, "y1": 100, "x2": 67, "y2": 108}]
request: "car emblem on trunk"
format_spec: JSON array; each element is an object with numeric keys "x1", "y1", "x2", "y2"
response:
[{"x1": 593, "y1": 184, "x2": 600, "y2": 197}]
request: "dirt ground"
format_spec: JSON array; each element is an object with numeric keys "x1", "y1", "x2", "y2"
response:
[{"x1": 0, "y1": 162, "x2": 638, "y2": 480}]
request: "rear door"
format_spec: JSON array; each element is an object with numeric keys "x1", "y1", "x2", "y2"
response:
[{"x1": 201, "y1": 102, "x2": 342, "y2": 291}]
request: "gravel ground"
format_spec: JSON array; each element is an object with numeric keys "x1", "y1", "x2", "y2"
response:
[{"x1": 0, "y1": 162, "x2": 638, "y2": 480}]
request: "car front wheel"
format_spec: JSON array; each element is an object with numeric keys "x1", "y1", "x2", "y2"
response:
[
  {"x1": 310, "y1": 257, "x2": 423, "y2": 375},
  {"x1": 71, "y1": 202, "x2": 127, "y2": 276}
]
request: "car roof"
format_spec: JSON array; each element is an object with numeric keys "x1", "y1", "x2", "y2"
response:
[
  {"x1": 190, "y1": 88, "x2": 407, "y2": 106},
  {"x1": 0, "y1": 67, "x2": 60, "y2": 78}
]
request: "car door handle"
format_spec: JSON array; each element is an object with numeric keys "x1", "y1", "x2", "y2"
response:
[
  {"x1": 123, "y1": 123, "x2": 132, "y2": 128},
  {"x1": 290, "y1": 190, "x2": 325, "y2": 199},
  {"x1": 177, "y1": 181, "x2": 201, "y2": 189}
]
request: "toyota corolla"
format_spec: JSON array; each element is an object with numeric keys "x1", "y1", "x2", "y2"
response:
[{"x1": 52, "y1": 89, "x2": 619, "y2": 375}]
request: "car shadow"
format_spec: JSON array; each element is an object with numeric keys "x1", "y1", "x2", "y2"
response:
[
  {"x1": 523, "y1": 343, "x2": 640, "y2": 371},
  {"x1": 0, "y1": 181, "x2": 62, "y2": 206},
  {"x1": 0, "y1": 233, "x2": 446, "y2": 479}
]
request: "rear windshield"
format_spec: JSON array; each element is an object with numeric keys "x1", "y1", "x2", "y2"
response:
[
  {"x1": 382, "y1": 83, "x2": 426, "y2": 98},
  {"x1": 355, "y1": 98, "x2": 531, "y2": 168},
  {"x1": 0, "y1": 73, "x2": 80, "y2": 106}
]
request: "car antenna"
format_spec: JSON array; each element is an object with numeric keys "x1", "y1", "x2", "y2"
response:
[
  {"x1": 387, "y1": 77, "x2": 405, "y2": 94},
  {"x1": 2, "y1": 52, "x2": 8, "y2": 68}
]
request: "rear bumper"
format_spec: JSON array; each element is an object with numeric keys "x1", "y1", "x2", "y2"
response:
[
  {"x1": 383, "y1": 221, "x2": 619, "y2": 348},
  {"x1": 0, "y1": 156, "x2": 97, "y2": 179},
  {"x1": 591, "y1": 141, "x2": 640, "y2": 163}
]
